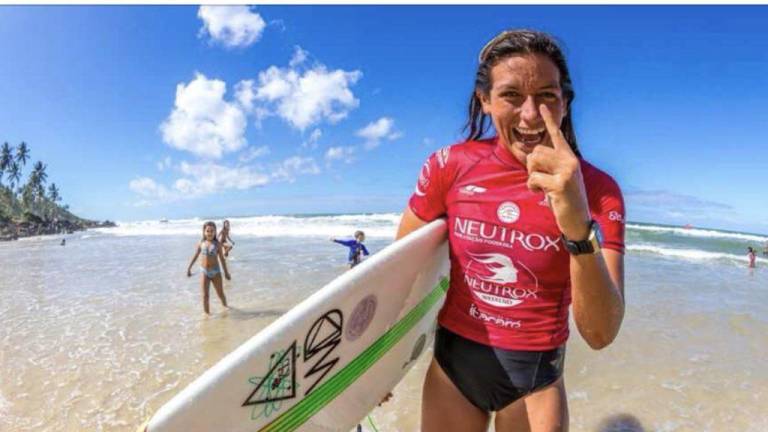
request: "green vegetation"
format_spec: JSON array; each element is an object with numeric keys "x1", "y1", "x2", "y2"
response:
[{"x1": 1, "y1": 141, "x2": 109, "y2": 240}]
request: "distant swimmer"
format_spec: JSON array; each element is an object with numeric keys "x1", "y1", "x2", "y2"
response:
[
  {"x1": 747, "y1": 247, "x2": 756, "y2": 268},
  {"x1": 331, "y1": 230, "x2": 370, "y2": 268},
  {"x1": 187, "y1": 221, "x2": 231, "y2": 314},
  {"x1": 218, "y1": 219, "x2": 235, "y2": 257}
]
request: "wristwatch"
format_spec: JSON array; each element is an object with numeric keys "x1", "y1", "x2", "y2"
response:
[{"x1": 562, "y1": 220, "x2": 603, "y2": 255}]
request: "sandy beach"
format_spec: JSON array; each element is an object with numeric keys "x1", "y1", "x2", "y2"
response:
[{"x1": 1, "y1": 214, "x2": 766, "y2": 432}]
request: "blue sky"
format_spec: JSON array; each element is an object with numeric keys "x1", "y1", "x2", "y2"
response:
[{"x1": 1, "y1": 5, "x2": 766, "y2": 234}]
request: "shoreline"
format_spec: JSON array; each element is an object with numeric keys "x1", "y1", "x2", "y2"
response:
[{"x1": 0, "y1": 219, "x2": 115, "y2": 242}]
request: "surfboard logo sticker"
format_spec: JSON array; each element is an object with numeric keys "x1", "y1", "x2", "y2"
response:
[
  {"x1": 243, "y1": 342, "x2": 300, "y2": 419},
  {"x1": 346, "y1": 295, "x2": 377, "y2": 342},
  {"x1": 303, "y1": 310, "x2": 343, "y2": 396}
]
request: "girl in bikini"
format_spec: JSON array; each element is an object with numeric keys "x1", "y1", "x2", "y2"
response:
[
  {"x1": 218, "y1": 219, "x2": 235, "y2": 257},
  {"x1": 187, "y1": 221, "x2": 231, "y2": 314}
]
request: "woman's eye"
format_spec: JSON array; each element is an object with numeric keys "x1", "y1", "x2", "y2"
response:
[{"x1": 539, "y1": 92, "x2": 558, "y2": 100}]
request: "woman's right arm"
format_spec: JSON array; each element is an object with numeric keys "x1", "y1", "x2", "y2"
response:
[
  {"x1": 187, "y1": 244, "x2": 201, "y2": 276},
  {"x1": 396, "y1": 206, "x2": 429, "y2": 240}
]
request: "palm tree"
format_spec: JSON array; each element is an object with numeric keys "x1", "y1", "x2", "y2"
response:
[
  {"x1": 0, "y1": 142, "x2": 12, "y2": 186},
  {"x1": 48, "y1": 183, "x2": 60, "y2": 203},
  {"x1": 30, "y1": 161, "x2": 47, "y2": 199},
  {"x1": 45, "y1": 183, "x2": 61, "y2": 221},
  {"x1": 8, "y1": 161, "x2": 21, "y2": 192},
  {"x1": 16, "y1": 141, "x2": 30, "y2": 168}
]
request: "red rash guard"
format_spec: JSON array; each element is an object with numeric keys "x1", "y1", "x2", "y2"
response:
[{"x1": 409, "y1": 138, "x2": 625, "y2": 351}]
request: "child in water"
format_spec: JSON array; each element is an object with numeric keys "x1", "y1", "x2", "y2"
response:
[
  {"x1": 331, "y1": 230, "x2": 370, "y2": 268},
  {"x1": 187, "y1": 221, "x2": 231, "y2": 314},
  {"x1": 747, "y1": 247, "x2": 756, "y2": 268},
  {"x1": 218, "y1": 219, "x2": 235, "y2": 257}
]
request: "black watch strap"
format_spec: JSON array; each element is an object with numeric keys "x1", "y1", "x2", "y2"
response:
[{"x1": 562, "y1": 220, "x2": 601, "y2": 255}]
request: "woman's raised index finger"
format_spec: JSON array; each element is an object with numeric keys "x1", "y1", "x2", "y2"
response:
[{"x1": 539, "y1": 104, "x2": 569, "y2": 153}]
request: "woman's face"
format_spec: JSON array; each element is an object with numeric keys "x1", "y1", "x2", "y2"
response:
[
  {"x1": 479, "y1": 53, "x2": 567, "y2": 164},
  {"x1": 204, "y1": 225, "x2": 216, "y2": 240}
]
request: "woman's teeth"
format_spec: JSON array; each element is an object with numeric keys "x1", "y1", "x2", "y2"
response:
[{"x1": 513, "y1": 127, "x2": 546, "y2": 145}]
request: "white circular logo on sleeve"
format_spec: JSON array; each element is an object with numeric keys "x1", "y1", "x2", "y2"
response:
[{"x1": 497, "y1": 202, "x2": 520, "y2": 223}]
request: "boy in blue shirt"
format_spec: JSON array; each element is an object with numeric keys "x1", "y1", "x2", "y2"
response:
[{"x1": 331, "y1": 230, "x2": 370, "y2": 268}]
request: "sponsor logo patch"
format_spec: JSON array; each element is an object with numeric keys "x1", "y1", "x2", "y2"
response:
[
  {"x1": 460, "y1": 184, "x2": 487, "y2": 195},
  {"x1": 464, "y1": 251, "x2": 540, "y2": 308},
  {"x1": 414, "y1": 161, "x2": 430, "y2": 197},
  {"x1": 469, "y1": 304, "x2": 522, "y2": 329},
  {"x1": 497, "y1": 201, "x2": 520, "y2": 223},
  {"x1": 437, "y1": 146, "x2": 451, "y2": 168},
  {"x1": 454, "y1": 217, "x2": 561, "y2": 252}
]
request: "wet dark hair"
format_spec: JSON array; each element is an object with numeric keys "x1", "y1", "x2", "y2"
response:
[
  {"x1": 464, "y1": 29, "x2": 580, "y2": 157},
  {"x1": 748, "y1": 247, "x2": 754, "y2": 253},
  {"x1": 202, "y1": 221, "x2": 218, "y2": 242}
]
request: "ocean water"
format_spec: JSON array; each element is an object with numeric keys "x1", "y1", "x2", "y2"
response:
[{"x1": 0, "y1": 214, "x2": 766, "y2": 432}]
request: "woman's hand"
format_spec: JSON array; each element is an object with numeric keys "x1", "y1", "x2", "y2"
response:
[
  {"x1": 526, "y1": 104, "x2": 591, "y2": 240},
  {"x1": 187, "y1": 269, "x2": 192, "y2": 277},
  {"x1": 225, "y1": 272, "x2": 231, "y2": 281}
]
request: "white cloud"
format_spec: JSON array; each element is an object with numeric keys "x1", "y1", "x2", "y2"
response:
[
  {"x1": 234, "y1": 79, "x2": 256, "y2": 111},
  {"x1": 176, "y1": 161, "x2": 270, "y2": 197},
  {"x1": 160, "y1": 73, "x2": 247, "y2": 159},
  {"x1": 198, "y1": 6, "x2": 266, "y2": 49},
  {"x1": 289, "y1": 45, "x2": 309, "y2": 67},
  {"x1": 156, "y1": 156, "x2": 172, "y2": 171},
  {"x1": 129, "y1": 177, "x2": 170, "y2": 199},
  {"x1": 239, "y1": 145, "x2": 270, "y2": 163},
  {"x1": 356, "y1": 117, "x2": 402, "y2": 149},
  {"x1": 626, "y1": 190, "x2": 732, "y2": 211},
  {"x1": 303, "y1": 128, "x2": 322, "y2": 149},
  {"x1": 271, "y1": 156, "x2": 320, "y2": 182},
  {"x1": 309, "y1": 128, "x2": 322, "y2": 142},
  {"x1": 254, "y1": 62, "x2": 362, "y2": 131},
  {"x1": 130, "y1": 160, "x2": 274, "y2": 204},
  {"x1": 325, "y1": 146, "x2": 356, "y2": 164}
]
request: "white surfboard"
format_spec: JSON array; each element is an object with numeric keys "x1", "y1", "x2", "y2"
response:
[{"x1": 142, "y1": 219, "x2": 449, "y2": 432}]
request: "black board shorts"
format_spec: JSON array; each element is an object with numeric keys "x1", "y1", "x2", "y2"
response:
[{"x1": 434, "y1": 326, "x2": 566, "y2": 412}]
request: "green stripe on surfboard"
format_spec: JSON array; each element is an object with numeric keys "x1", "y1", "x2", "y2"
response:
[{"x1": 258, "y1": 276, "x2": 449, "y2": 432}]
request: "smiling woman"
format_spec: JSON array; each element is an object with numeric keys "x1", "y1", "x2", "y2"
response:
[{"x1": 396, "y1": 29, "x2": 626, "y2": 432}]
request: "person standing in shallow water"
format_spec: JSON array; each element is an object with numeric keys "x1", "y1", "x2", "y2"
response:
[
  {"x1": 747, "y1": 247, "x2": 756, "y2": 268},
  {"x1": 331, "y1": 230, "x2": 370, "y2": 268},
  {"x1": 395, "y1": 30, "x2": 626, "y2": 431},
  {"x1": 187, "y1": 221, "x2": 231, "y2": 314},
  {"x1": 218, "y1": 219, "x2": 235, "y2": 258}
]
